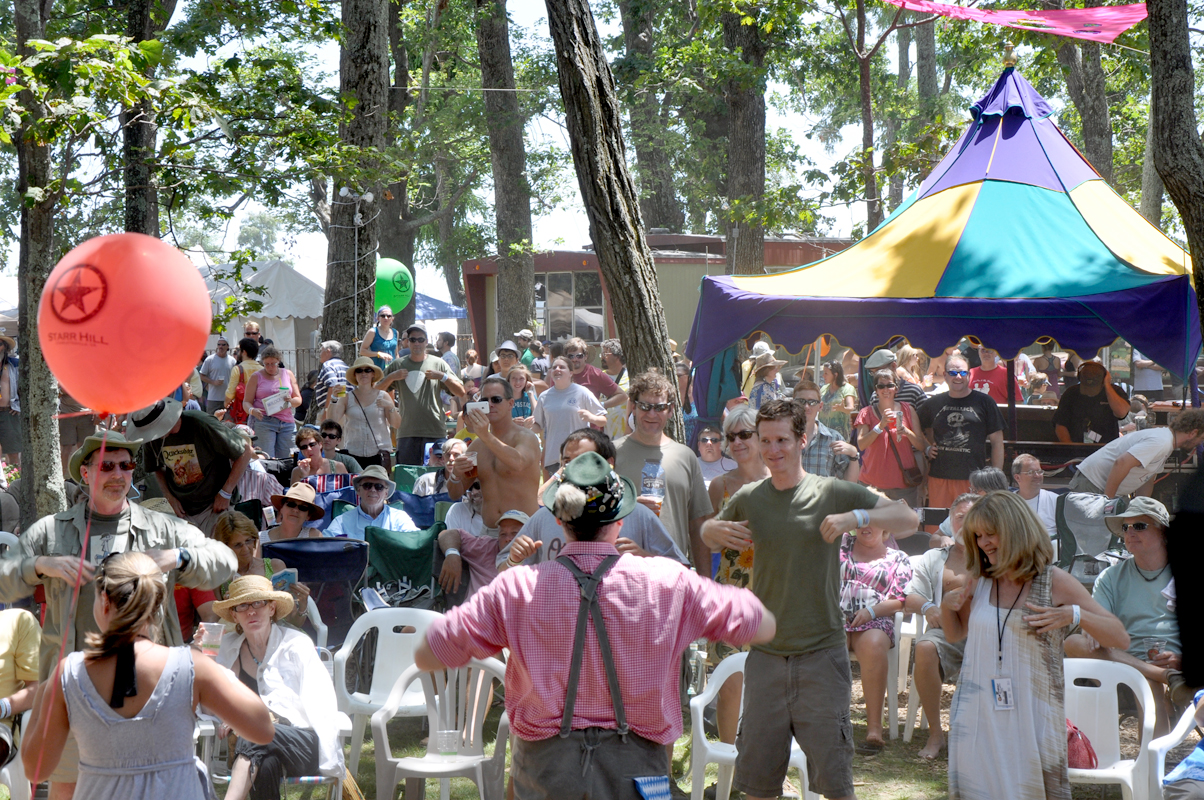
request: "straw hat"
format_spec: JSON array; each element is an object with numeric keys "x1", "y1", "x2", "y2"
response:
[
  {"x1": 347, "y1": 356, "x2": 383, "y2": 383},
  {"x1": 212, "y1": 574, "x2": 295, "y2": 622},
  {"x1": 269, "y1": 482, "x2": 324, "y2": 521}
]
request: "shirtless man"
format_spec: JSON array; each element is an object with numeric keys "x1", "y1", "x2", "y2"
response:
[{"x1": 446, "y1": 375, "x2": 541, "y2": 529}]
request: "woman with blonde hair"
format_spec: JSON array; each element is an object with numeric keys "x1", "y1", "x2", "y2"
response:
[
  {"x1": 896, "y1": 344, "x2": 925, "y2": 387},
  {"x1": 508, "y1": 364, "x2": 539, "y2": 427},
  {"x1": 24, "y1": 552, "x2": 272, "y2": 798},
  {"x1": 942, "y1": 492, "x2": 1128, "y2": 800}
]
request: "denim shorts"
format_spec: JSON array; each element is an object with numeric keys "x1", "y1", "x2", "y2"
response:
[{"x1": 734, "y1": 646, "x2": 855, "y2": 799}]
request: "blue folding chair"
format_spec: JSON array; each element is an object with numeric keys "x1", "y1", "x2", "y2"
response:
[{"x1": 263, "y1": 538, "x2": 369, "y2": 647}]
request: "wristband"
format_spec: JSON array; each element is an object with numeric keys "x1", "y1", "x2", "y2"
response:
[
  {"x1": 868, "y1": 606, "x2": 877, "y2": 620},
  {"x1": 853, "y1": 509, "x2": 870, "y2": 528},
  {"x1": 872, "y1": 424, "x2": 883, "y2": 435},
  {"x1": 444, "y1": 548, "x2": 461, "y2": 558},
  {"x1": 1071, "y1": 604, "x2": 1081, "y2": 628},
  {"x1": 0, "y1": 698, "x2": 11, "y2": 720},
  {"x1": 506, "y1": 557, "x2": 520, "y2": 568},
  {"x1": 921, "y1": 602, "x2": 936, "y2": 615},
  {"x1": 447, "y1": 475, "x2": 462, "y2": 484},
  {"x1": 218, "y1": 488, "x2": 233, "y2": 500}
]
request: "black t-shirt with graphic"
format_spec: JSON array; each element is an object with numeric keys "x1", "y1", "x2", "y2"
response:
[
  {"x1": 144, "y1": 410, "x2": 246, "y2": 515},
  {"x1": 1051, "y1": 384, "x2": 1129, "y2": 444},
  {"x1": 918, "y1": 390, "x2": 1005, "y2": 480}
]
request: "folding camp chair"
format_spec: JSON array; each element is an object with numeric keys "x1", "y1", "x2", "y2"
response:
[{"x1": 263, "y1": 538, "x2": 369, "y2": 647}]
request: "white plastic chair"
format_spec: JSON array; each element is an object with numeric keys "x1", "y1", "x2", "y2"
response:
[
  {"x1": 902, "y1": 610, "x2": 928, "y2": 743},
  {"x1": 848, "y1": 610, "x2": 904, "y2": 740},
  {"x1": 371, "y1": 657, "x2": 509, "y2": 800},
  {"x1": 1148, "y1": 702, "x2": 1201, "y2": 800},
  {"x1": 305, "y1": 598, "x2": 328, "y2": 649},
  {"x1": 688, "y1": 652, "x2": 819, "y2": 800},
  {"x1": 332, "y1": 607, "x2": 442, "y2": 778},
  {"x1": 1064, "y1": 658, "x2": 1156, "y2": 800},
  {"x1": 0, "y1": 710, "x2": 31, "y2": 800}
]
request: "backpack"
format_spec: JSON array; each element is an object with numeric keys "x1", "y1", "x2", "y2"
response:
[
  {"x1": 225, "y1": 364, "x2": 249, "y2": 425},
  {"x1": 1066, "y1": 719, "x2": 1098, "y2": 769}
]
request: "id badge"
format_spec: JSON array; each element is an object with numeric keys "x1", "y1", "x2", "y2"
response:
[{"x1": 992, "y1": 677, "x2": 1015, "y2": 711}]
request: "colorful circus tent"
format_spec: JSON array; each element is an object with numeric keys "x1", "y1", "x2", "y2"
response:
[{"x1": 685, "y1": 66, "x2": 1199, "y2": 418}]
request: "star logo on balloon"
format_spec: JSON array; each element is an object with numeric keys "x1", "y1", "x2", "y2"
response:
[
  {"x1": 392, "y1": 271, "x2": 412, "y2": 294},
  {"x1": 50, "y1": 264, "x2": 108, "y2": 324}
]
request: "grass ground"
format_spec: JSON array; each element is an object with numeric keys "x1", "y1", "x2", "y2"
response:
[{"x1": 316, "y1": 661, "x2": 1200, "y2": 800}]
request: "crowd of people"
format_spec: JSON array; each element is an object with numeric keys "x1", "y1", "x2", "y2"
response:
[{"x1": 0, "y1": 323, "x2": 1195, "y2": 800}]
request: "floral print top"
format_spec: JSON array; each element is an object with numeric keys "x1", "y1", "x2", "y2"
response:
[{"x1": 838, "y1": 533, "x2": 913, "y2": 641}]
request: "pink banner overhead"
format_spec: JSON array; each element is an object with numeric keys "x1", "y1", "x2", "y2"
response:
[{"x1": 880, "y1": 0, "x2": 1147, "y2": 43}]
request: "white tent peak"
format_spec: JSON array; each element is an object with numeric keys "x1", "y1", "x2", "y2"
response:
[{"x1": 200, "y1": 259, "x2": 324, "y2": 320}]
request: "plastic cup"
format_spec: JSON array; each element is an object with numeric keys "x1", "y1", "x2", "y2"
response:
[
  {"x1": 1143, "y1": 637, "x2": 1167, "y2": 661},
  {"x1": 196, "y1": 622, "x2": 224, "y2": 658},
  {"x1": 435, "y1": 730, "x2": 458, "y2": 756}
]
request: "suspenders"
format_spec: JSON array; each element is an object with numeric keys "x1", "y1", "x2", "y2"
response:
[{"x1": 555, "y1": 554, "x2": 629, "y2": 742}]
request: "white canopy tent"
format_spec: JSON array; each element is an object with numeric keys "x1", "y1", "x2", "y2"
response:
[{"x1": 201, "y1": 260, "x2": 324, "y2": 356}]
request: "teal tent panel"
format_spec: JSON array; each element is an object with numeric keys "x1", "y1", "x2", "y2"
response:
[{"x1": 936, "y1": 181, "x2": 1158, "y2": 299}]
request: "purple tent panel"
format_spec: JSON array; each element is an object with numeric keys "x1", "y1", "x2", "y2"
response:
[{"x1": 686, "y1": 274, "x2": 1201, "y2": 418}]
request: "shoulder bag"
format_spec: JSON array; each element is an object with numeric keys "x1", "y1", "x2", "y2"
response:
[
  {"x1": 226, "y1": 364, "x2": 249, "y2": 425},
  {"x1": 884, "y1": 405, "x2": 926, "y2": 488}
]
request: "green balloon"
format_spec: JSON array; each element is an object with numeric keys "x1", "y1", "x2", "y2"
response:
[{"x1": 375, "y1": 258, "x2": 414, "y2": 312}]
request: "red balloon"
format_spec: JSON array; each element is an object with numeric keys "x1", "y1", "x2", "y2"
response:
[{"x1": 38, "y1": 233, "x2": 212, "y2": 415}]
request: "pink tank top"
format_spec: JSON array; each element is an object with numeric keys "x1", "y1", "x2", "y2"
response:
[{"x1": 252, "y1": 368, "x2": 296, "y2": 422}]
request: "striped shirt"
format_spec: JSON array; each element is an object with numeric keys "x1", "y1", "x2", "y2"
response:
[{"x1": 426, "y1": 541, "x2": 764, "y2": 744}]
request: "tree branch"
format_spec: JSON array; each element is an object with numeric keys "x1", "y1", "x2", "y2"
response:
[{"x1": 396, "y1": 170, "x2": 479, "y2": 234}]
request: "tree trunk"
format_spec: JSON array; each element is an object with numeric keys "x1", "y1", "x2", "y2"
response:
[
  {"x1": 476, "y1": 0, "x2": 535, "y2": 346},
  {"x1": 1139, "y1": 92, "x2": 1164, "y2": 228},
  {"x1": 915, "y1": 18, "x2": 938, "y2": 105},
  {"x1": 122, "y1": 0, "x2": 172, "y2": 236},
  {"x1": 14, "y1": 0, "x2": 66, "y2": 522},
  {"x1": 887, "y1": 23, "x2": 912, "y2": 210},
  {"x1": 323, "y1": 0, "x2": 389, "y2": 349},
  {"x1": 856, "y1": 0, "x2": 883, "y2": 231},
  {"x1": 721, "y1": 10, "x2": 767, "y2": 275},
  {"x1": 1148, "y1": 0, "x2": 1204, "y2": 344},
  {"x1": 543, "y1": 0, "x2": 681, "y2": 439},
  {"x1": 618, "y1": 0, "x2": 684, "y2": 232},
  {"x1": 1055, "y1": 18, "x2": 1113, "y2": 184}
]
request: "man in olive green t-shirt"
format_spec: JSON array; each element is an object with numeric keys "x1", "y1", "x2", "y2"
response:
[
  {"x1": 378, "y1": 323, "x2": 466, "y2": 466},
  {"x1": 702, "y1": 399, "x2": 917, "y2": 800}
]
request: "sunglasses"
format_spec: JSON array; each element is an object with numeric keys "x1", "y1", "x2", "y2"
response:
[
  {"x1": 566, "y1": 353, "x2": 586, "y2": 360},
  {"x1": 797, "y1": 398, "x2": 822, "y2": 407},
  {"x1": 481, "y1": 395, "x2": 507, "y2": 405},
  {"x1": 726, "y1": 430, "x2": 756, "y2": 442},
  {"x1": 282, "y1": 500, "x2": 311, "y2": 511},
  {"x1": 946, "y1": 370, "x2": 969, "y2": 378},
  {"x1": 699, "y1": 436, "x2": 721, "y2": 444},
  {"x1": 321, "y1": 433, "x2": 340, "y2": 440},
  {"x1": 1120, "y1": 522, "x2": 1157, "y2": 532},
  {"x1": 379, "y1": 313, "x2": 393, "y2": 318},
  {"x1": 407, "y1": 337, "x2": 426, "y2": 344},
  {"x1": 89, "y1": 459, "x2": 138, "y2": 473},
  {"x1": 232, "y1": 599, "x2": 270, "y2": 613},
  {"x1": 636, "y1": 401, "x2": 673, "y2": 413},
  {"x1": 299, "y1": 441, "x2": 320, "y2": 450},
  {"x1": 876, "y1": 383, "x2": 896, "y2": 390},
  {"x1": 359, "y1": 482, "x2": 387, "y2": 492},
  {"x1": 354, "y1": 368, "x2": 376, "y2": 375}
]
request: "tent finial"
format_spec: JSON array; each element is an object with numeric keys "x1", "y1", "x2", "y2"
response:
[{"x1": 1002, "y1": 41, "x2": 1017, "y2": 67}]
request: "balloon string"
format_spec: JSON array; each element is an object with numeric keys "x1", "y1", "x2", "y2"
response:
[
  {"x1": 31, "y1": 428, "x2": 106, "y2": 785},
  {"x1": 52, "y1": 411, "x2": 95, "y2": 420}
]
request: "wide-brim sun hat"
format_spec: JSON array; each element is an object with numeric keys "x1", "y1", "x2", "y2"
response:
[
  {"x1": 1104, "y1": 496, "x2": 1171, "y2": 536},
  {"x1": 347, "y1": 356, "x2": 384, "y2": 383},
  {"x1": 496, "y1": 340, "x2": 521, "y2": 357},
  {"x1": 212, "y1": 574, "x2": 295, "y2": 622},
  {"x1": 752, "y1": 351, "x2": 787, "y2": 374},
  {"x1": 353, "y1": 464, "x2": 396, "y2": 496},
  {"x1": 269, "y1": 482, "x2": 324, "y2": 521},
  {"x1": 127, "y1": 398, "x2": 183, "y2": 443},
  {"x1": 541, "y1": 451, "x2": 636, "y2": 524},
  {"x1": 68, "y1": 430, "x2": 144, "y2": 483}
]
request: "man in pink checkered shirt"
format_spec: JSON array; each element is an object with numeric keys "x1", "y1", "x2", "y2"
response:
[{"x1": 417, "y1": 451, "x2": 775, "y2": 799}]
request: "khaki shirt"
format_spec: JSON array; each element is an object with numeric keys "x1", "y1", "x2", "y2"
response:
[{"x1": 0, "y1": 501, "x2": 238, "y2": 680}]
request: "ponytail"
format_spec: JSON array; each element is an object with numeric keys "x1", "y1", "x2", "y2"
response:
[{"x1": 85, "y1": 551, "x2": 167, "y2": 663}]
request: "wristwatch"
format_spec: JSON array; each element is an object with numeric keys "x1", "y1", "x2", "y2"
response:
[{"x1": 177, "y1": 548, "x2": 192, "y2": 571}]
